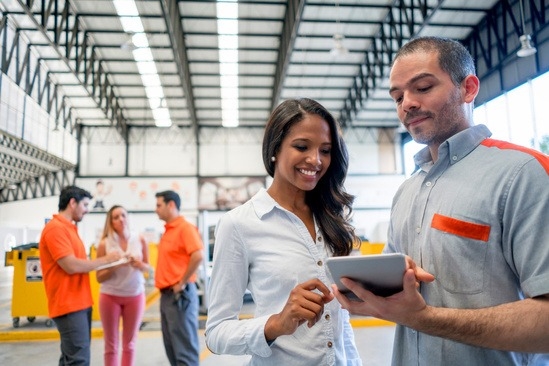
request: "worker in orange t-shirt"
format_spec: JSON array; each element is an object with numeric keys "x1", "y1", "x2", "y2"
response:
[
  {"x1": 39, "y1": 185, "x2": 122, "y2": 366},
  {"x1": 154, "y1": 190, "x2": 204, "y2": 366}
]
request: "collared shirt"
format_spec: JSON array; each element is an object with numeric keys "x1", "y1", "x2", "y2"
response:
[
  {"x1": 155, "y1": 216, "x2": 203, "y2": 289},
  {"x1": 205, "y1": 189, "x2": 362, "y2": 366},
  {"x1": 384, "y1": 124, "x2": 549, "y2": 365},
  {"x1": 39, "y1": 214, "x2": 93, "y2": 318}
]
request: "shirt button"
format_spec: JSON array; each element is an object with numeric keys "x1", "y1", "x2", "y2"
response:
[
  {"x1": 327, "y1": 341, "x2": 333, "y2": 348},
  {"x1": 452, "y1": 155, "x2": 458, "y2": 161},
  {"x1": 317, "y1": 236, "x2": 322, "y2": 242},
  {"x1": 416, "y1": 227, "x2": 421, "y2": 234},
  {"x1": 317, "y1": 260, "x2": 323, "y2": 266},
  {"x1": 425, "y1": 181, "x2": 432, "y2": 187},
  {"x1": 325, "y1": 314, "x2": 330, "y2": 320}
]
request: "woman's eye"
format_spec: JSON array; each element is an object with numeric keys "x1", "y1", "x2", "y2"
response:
[
  {"x1": 321, "y1": 148, "x2": 331, "y2": 155},
  {"x1": 294, "y1": 145, "x2": 307, "y2": 151}
]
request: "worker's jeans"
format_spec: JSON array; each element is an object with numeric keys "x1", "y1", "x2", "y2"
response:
[
  {"x1": 53, "y1": 307, "x2": 92, "y2": 366},
  {"x1": 160, "y1": 283, "x2": 200, "y2": 366}
]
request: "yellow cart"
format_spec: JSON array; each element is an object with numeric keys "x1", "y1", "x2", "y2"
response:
[{"x1": 5, "y1": 243, "x2": 52, "y2": 328}]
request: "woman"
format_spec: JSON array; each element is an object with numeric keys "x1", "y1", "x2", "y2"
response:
[
  {"x1": 96, "y1": 205, "x2": 150, "y2": 366},
  {"x1": 205, "y1": 98, "x2": 362, "y2": 365}
]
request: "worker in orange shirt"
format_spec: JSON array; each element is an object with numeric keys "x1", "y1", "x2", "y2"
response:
[
  {"x1": 39, "y1": 185, "x2": 122, "y2": 365},
  {"x1": 154, "y1": 190, "x2": 204, "y2": 366}
]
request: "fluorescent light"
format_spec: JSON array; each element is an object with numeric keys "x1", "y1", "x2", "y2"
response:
[
  {"x1": 133, "y1": 48, "x2": 154, "y2": 62},
  {"x1": 221, "y1": 76, "x2": 238, "y2": 88},
  {"x1": 115, "y1": 0, "x2": 172, "y2": 127},
  {"x1": 119, "y1": 18, "x2": 143, "y2": 33},
  {"x1": 219, "y1": 49, "x2": 238, "y2": 63},
  {"x1": 217, "y1": 2, "x2": 238, "y2": 18},
  {"x1": 136, "y1": 61, "x2": 157, "y2": 75},
  {"x1": 113, "y1": 0, "x2": 139, "y2": 16},
  {"x1": 217, "y1": 0, "x2": 239, "y2": 128},
  {"x1": 222, "y1": 119, "x2": 239, "y2": 128},
  {"x1": 220, "y1": 62, "x2": 238, "y2": 75},
  {"x1": 219, "y1": 35, "x2": 238, "y2": 49},
  {"x1": 155, "y1": 119, "x2": 172, "y2": 127},
  {"x1": 132, "y1": 33, "x2": 149, "y2": 48},
  {"x1": 141, "y1": 74, "x2": 162, "y2": 87},
  {"x1": 145, "y1": 86, "x2": 164, "y2": 99}
]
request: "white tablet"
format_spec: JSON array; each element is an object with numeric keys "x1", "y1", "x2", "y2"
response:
[
  {"x1": 326, "y1": 253, "x2": 406, "y2": 299},
  {"x1": 95, "y1": 257, "x2": 129, "y2": 271}
]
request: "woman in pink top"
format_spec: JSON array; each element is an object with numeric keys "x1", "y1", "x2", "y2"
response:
[{"x1": 96, "y1": 205, "x2": 150, "y2": 366}]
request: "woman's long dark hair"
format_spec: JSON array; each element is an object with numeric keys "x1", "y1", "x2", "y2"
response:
[{"x1": 262, "y1": 98, "x2": 359, "y2": 256}]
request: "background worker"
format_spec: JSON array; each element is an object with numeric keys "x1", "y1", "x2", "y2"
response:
[
  {"x1": 154, "y1": 190, "x2": 204, "y2": 366},
  {"x1": 39, "y1": 185, "x2": 122, "y2": 365},
  {"x1": 96, "y1": 205, "x2": 150, "y2": 366}
]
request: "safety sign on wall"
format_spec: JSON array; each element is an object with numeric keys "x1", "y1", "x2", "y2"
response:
[{"x1": 26, "y1": 256, "x2": 42, "y2": 281}]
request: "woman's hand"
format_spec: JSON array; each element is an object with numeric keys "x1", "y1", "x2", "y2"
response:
[
  {"x1": 128, "y1": 256, "x2": 148, "y2": 272},
  {"x1": 264, "y1": 278, "x2": 334, "y2": 341}
]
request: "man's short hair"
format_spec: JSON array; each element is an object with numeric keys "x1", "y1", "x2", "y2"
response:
[
  {"x1": 58, "y1": 185, "x2": 93, "y2": 211},
  {"x1": 155, "y1": 190, "x2": 181, "y2": 210}
]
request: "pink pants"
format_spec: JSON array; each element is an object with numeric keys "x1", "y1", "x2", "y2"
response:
[{"x1": 99, "y1": 292, "x2": 145, "y2": 366}]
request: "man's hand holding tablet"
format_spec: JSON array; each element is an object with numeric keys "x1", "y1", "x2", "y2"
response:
[{"x1": 326, "y1": 253, "x2": 406, "y2": 300}]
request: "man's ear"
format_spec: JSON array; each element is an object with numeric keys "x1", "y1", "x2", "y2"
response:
[{"x1": 462, "y1": 74, "x2": 480, "y2": 103}]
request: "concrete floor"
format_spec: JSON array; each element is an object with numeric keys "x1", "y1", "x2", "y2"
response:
[{"x1": 0, "y1": 265, "x2": 395, "y2": 365}]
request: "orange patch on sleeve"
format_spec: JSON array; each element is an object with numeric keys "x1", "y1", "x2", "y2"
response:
[
  {"x1": 431, "y1": 213, "x2": 490, "y2": 242},
  {"x1": 481, "y1": 139, "x2": 549, "y2": 175}
]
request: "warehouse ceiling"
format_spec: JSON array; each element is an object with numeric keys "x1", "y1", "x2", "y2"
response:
[{"x1": 1, "y1": 0, "x2": 547, "y2": 202}]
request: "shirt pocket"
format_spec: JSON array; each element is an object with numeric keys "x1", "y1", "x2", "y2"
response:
[{"x1": 430, "y1": 213, "x2": 490, "y2": 294}]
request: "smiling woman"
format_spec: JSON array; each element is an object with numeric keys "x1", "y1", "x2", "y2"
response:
[{"x1": 205, "y1": 98, "x2": 362, "y2": 365}]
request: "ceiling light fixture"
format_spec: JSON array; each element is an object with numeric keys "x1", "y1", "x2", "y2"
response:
[
  {"x1": 330, "y1": 33, "x2": 348, "y2": 57},
  {"x1": 114, "y1": 0, "x2": 172, "y2": 127},
  {"x1": 516, "y1": 0, "x2": 537, "y2": 58},
  {"x1": 330, "y1": 0, "x2": 348, "y2": 57},
  {"x1": 217, "y1": 0, "x2": 239, "y2": 128}
]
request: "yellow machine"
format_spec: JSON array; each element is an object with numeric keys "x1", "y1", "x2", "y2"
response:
[
  {"x1": 5, "y1": 243, "x2": 52, "y2": 328},
  {"x1": 358, "y1": 241, "x2": 386, "y2": 255},
  {"x1": 4, "y1": 240, "x2": 158, "y2": 327}
]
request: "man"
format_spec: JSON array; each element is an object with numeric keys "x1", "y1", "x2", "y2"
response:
[
  {"x1": 155, "y1": 190, "x2": 204, "y2": 366},
  {"x1": 333, "y1": 36, "x2": 549, "y2": 365},
  {"x1": 39, "y1": 185, "x2": 122, "y2": 365}
]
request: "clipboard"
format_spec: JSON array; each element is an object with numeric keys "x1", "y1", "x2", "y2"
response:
[{"x1": 95, "y1": 257, "x2": 129, "y2": 271}]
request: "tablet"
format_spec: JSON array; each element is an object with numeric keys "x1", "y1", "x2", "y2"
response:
[
  {"x1": 95, "y1": 257, "x2": 129, "y2": 271},
  {"x1": 326, "y1": 253, "x2": 406, "y2": 299}
]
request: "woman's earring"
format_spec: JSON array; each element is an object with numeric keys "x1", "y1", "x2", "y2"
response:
[{"x1": 271, "y1": 156, "x2": 276, "y2": 162}]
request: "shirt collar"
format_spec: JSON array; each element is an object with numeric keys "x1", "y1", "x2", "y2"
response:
[
  {"x1": 414, "y1": 124, "x2": 492, "y2": 170},
  {"x1": 165, "y1": 216, "x2": 184, "y2": 229},
  {"x1": 250, "y1": 188, "x2": 279, "y2": 219},
  {"x1": 53, "y1": 213, "x2": 76, "y2": 227}
]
